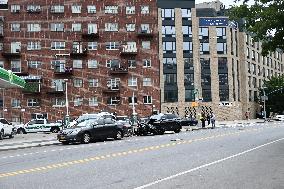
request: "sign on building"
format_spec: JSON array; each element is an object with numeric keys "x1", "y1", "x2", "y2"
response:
[{"x1": 199, "y1": 18, "x2": 228, "y2": 26}]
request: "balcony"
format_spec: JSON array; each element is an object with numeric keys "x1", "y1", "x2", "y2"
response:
[
  {"x1": 54, "y1": 66, "x2": 73, "y2": 75},
  {"x1": 22, "y1": 82, "x2": 41, "y2": 94},
  {"x1": 103, "y1": 85, "x2": 120, "y2": 93},
  {"x1": 137, "y1": 29, "x2": 154, "y2": 38},
  {"x1": 82, "y1": 30, "x2": 99, "y2": 39},
  {"x1": 70, "y1": 48, "x2": 88, "y2": 57},
  {"x1": 2, "y1": 49, "x2": 21, "y2": 58},
  {"x1": 110, "y1": 66, "x2": 128, "y2": 74},
  {"x1": 46, "y1": 87, "x2": 65, "y2": 95},
  {"x1": 120, "y1": 44, "x2": 137, "y2": 56},
  {"x1": 27, "y1": 8, "x2": 41, "y2": 13},
  {"x1": 13, "y1": 67, "x2": 29, "y2": 76}
]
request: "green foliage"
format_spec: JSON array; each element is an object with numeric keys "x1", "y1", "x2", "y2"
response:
[
  {"x1": 260, "y1": 75, "x2": 284, "y2": 114},
  {"x1": 228, "y1": 0, "x2": 284, "y2": 56}
]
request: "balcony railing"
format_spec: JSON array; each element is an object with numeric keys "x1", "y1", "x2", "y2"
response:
[
  {"x1": 22, "y1": 82, "x2": 41, "y2": 94},
  {"x1": 110, "y1": 66, "x2": 128, "y2": 74},
  {"x1": 120, "y1": 45, "x2": 137, "y2": 56},
  {"x1": 82, "y1": 30, "x2": 99, "y2": 39},
  {"x1": 46, "y1": 87, "x2": 65, "y2": 95},
  {"x1": 13, "y1": 67, "x2": 29, "y2": 76},
  {"x1": 2, "y1": 49, "x2": 21, "y2": 58},
  {"x1": 70, "y1": 48, "x2": 88, "y2": 57},
  {"x1": 27, "y1": 8, "x2": 41, "y2": 13},
  {"x1": 54, "y1": 66, "x2": 73, "y2": 75},
  {"x1": 137, "y1": 29, "x2": 154, "y2": 38}
]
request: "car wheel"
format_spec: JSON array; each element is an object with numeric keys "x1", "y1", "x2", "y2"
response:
[
  {"x1": 9, "y1": 134, "x2": 14, "y2": 138},
  {"x1": 174, "y1": 128, "x2": 181, "y2": 133},
  {"x1": 115, "y1": 130, "x2": 123, "y2": 140},
  {"x1": 82, "y1": 133, "x2": 91, "y2": 144},
  {"x1": 17, "y1": 128, "x2": 26, "y2": 134},
  {"x1": 0, "y1": 130, "x2": 3, "y2": 140},
  {"x1": 51, "y1": 127, "x2": 60, "y2": 133},
  {"x1": 62, "y1": 141, "x2": 69, "y2": 145}
]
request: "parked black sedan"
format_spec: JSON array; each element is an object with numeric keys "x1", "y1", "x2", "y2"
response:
[{"x1": 57, "y1": 118, "x2": 124, "y2": 144}]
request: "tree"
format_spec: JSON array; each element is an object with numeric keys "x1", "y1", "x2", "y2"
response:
[
  {"x1": 259, "y1": 75, "x2": 284, "y2": 115},
  {"x1": 228, "y1": 0, "x2": 284, "y2": 56}
]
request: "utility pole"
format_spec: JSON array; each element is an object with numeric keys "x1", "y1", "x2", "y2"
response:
[{"x1": 64, "y1": 79, "x2": 69, "y2": 127}]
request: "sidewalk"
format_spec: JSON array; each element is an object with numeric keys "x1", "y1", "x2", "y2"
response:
[{"x1": 0, "y1": 133, "x2": 60, "y2": 151}]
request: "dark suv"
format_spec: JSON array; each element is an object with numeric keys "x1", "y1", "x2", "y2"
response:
[{"x1": 137, "y1": 113, "x2": 182, "y2": 135}]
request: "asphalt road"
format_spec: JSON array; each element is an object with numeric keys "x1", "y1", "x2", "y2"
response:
[{"x1": 0, "y1": 122, "x2": 284, "y2": 189}]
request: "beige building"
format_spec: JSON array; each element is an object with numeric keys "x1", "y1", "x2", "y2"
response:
[{"x1": 158, "y1": 1, "x2": 284, "y2": 120}]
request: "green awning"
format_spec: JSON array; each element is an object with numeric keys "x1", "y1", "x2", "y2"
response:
[{"x1": 0, "y1": 68, "x2": 26, "y2": 88}]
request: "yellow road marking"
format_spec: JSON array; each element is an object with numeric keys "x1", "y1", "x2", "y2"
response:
[{"x1": 0, "y1": 126, "x2": 278, "y2": 179}]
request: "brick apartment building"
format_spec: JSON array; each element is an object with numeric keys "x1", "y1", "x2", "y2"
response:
[{"x1": 0, "y1": 0, "x2": 160, "y2": 123}]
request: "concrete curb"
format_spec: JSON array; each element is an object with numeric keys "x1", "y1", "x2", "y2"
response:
[{"x1": 0, "y1": 140, "x2": 61, "y2": 152}]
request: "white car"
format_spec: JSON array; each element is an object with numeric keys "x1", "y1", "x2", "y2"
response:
[
  {"x1": 275, "y1": 115, "x2": 284, "y2": 121},
  {"x1": 0, "y1": 118, "x2": 15, "y2": 140}
]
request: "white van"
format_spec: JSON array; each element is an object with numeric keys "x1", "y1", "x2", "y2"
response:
[{"x1": 275, "y1": 115, "x2": 284, "y2": 121}]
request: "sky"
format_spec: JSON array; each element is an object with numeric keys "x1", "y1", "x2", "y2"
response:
[{"x1": 195, "y1": 0, "x2": 244, "y2": 9}]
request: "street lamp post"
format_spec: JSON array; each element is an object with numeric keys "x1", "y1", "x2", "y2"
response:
[{"x1": 64, "y1": 79, "x2": 69, "y2": 127}]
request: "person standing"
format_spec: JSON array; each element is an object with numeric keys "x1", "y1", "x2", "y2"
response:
[
  {"x1": 201, "y1": 113, "x2": 206, "y2": 128},
  {"x1": 207, "y1": 114, "x2": 211, "y2": 125},
  {"x1": 211, "y1": 113, "x2": 216, "y2": 129}
]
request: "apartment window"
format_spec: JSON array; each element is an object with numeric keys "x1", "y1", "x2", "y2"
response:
[
  {"x1": 27, "y1": 5, "x2": 41, "y2": 12},
  {"x1": 161, "y1": 9, "x2": 174, "y2": 20},
  {"x1": 143, "y1": 96, "x2": 152, "y2": 104},
  {"x1": 162, "y1": 26, "x2": 176, "y2": 37},
  {"x1": 106, "y1": 42, "x2": 119, "y2": 50},
  {"x1": 142, "y1": 41, "x2": 150, "y2": 49},
  {"x1": 200, "y1": 42, "x2": 209, "y2": 54},
  {"x1": 199, "y1": 27, "x2": 209, "y2": 39},
  {"x1": 72, "y1": 5, "x2": 81, "y2": 13},
  {"x1": 202, "y1": 89, "x2": 212, "y2": 102},
  {"x1": 73, "y1": 78, "x2": 83, "y2": 87},
  {"x1": 105, "y1": 23, "x2": 118, "y2": 31},
  {"x1": 163, "y1": 58, "x2": 177, "y2": 69},
  {"x1": 27, "y1": 41, "x2": 41, "y2": 50},
  {"x1": 201, "y1": 58, "x2": 210, "y2": 70},
  {"x1": 126, "y1": 6, "x2": 135, "y2": 14},
  {"x1": 128, "y1": 60, "x2": 136, "y2": 68},
  {"x1": 183, "y1": 42, "x2": 193, "y2": 54},
  {"x1": 73, "y1": 60, "x2": 83, "y2": 69},
  {"x1": 88, "y1": 79, "x2": 98, "y2": 87},
  {"x1": 252, "y1": 77, "x2": 257, "y2": 88},
  {"x1": 164, "y1": 90, "x2": 178, "y2": 102},
  {"x1": 246, "y1": 47, "x2": 250, "y2": 58},
  {"x1": 252, "y1": 50, "x2": 255, "y2": 60},
  {"x1": 11, "y1": 99, "x2": 21, "y2": 108},
  {"x1": 128, "y1": 96, "x2": 137, "y2": 105},
  {"x1": 50, "y1": 5, "x2": 64, "y2": 13},
  {"x1": 181, "y1": 9, "x2": 191, "y2": 20},
  {"x1": 217, "y1": 42, "x2": 227, "y2": 54},
  {"x1": 11, "y1": 60, "x2": 21, "y2": 72},
  {"x1": 141, "y1": 24, "x2": 150, "y2": 32},
  {"x1": 52, "y1": 79, "x2": 65, "y2": 91},
  {"x1": 88, "y1": 42, "x2": 98, "y2": 50},
  {"x1": 87, "y1": 5, "x2": 96, "y2": 13},
  {"x1": 27, "y1": 99, "x2": 40, "y2": 107},
  {"x1": 52, "y1": 98, "x2": 65, "y2": 107},
  {"x1": 219, "y1": 74, "x2": 228, "y2": 85},
  {"x1": 51, "y1": 41, "x2": 65, "y2": 50},
  {"x1": 105, "y1": 6, "x2": 118, "y2": 14},
  {"x1": 0, "y1": 61, "x2": 4, "y2": 68},
  {"x1": 106, "y1": 59, "x2": 120, "y2": 68},
  {"x1": 50, "y1": 23, "x2": 64, "y2": 32},
  {"x1": 163, "y1": 41, "x2": 176, "y2": 53},
  {"x1": 128, "y1": 77, "x2": 138, "y2": 87},
  {"x1": 201, "y1": 73, "x2": 211, "y2": 86},
  {"x1": 216, "y1": 27, "x2": 226, "y2": 39},
  {"x1": 143, "y1": 78, "x2": 152, "y2": 86},
  {"x1": 74, "y1": 97, "x2": 83, "y2": 106},
  {"x1": 219, "y1": 89, "x2": 229, "y2": 102},
  {"x1": 184, "y1": 58, "x2": 194, "y2": 70},
  {"x1": 72, "y1": 23, "x2": 81, "y2": 32},
  {"x1": 126, "y1": 24, "x2": 135, "y2": 32},
  {"x1": 0, "y1": 43, "x2": 2, "y2": 51},
  {"x1": 11, "y1": 5, "x2": 20, "y2": 13},
  {"x1": 218, "y1": 58, "x2": 228, "y2": 70},
  {"x1": 107, "y1": 97, "x2": 120, "y2": 105},
  {"x1": 88, "y1": 60, "x2": 98, "y2": 68},
  {"x1": 27, "y1": 23, "x2": 41, "y2": 32},
  {"x1": 89, "y1": 97, "x2": 98, "y2": 106},
  {"x1": 141, "y1": 5, "x2": 149, "y2": 14},
  {"x1": 164, "y1": 74, "x2": 177, "y2": 85},
  {"x1": 87, "y1": 24, "x2": 97, "y2": 34},
  {"x1": 28, "y1": 61, "x2": 41, "y2": 69},
  {"x1": 11, "y1": 23, "x2": 20, "y2": 31},
  {"x1": 182, "y1": 26, "x2": 192, "y2": 37},
  {"x1": 143, "y1": 59, "x2": 151, "y2": 68},
  {"x1": 252, "y1": 63, "x2": 256, "y2": 75},
  {"x1": 185, "y1": 89, "x2": 195, "y2": 102},
  {"x1": 184, "y1": 74, "x2": 194, "y2": 86}
]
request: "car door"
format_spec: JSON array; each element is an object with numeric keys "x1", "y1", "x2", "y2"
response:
[
  {"x1": 92, "y1": 118, "x2": 107, "y2": 139},
  {"x1": 103, "y1": 118, "x2": 117, "y2": 137}
]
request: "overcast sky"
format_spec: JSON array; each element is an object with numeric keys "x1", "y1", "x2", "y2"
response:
[{"x1": 195, "y1": 0, "x2": 245, "y2": 9}]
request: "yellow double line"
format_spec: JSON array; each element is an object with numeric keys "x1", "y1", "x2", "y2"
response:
[{"x1": 0, "y1": 126, "x2": 276, "y2": 179}]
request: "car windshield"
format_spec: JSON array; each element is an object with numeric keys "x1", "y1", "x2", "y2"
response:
[
  {"x1": 73, "y1": 119, "x2": 97, "y2": 128},
  {"x1": 76, "y1": 114, "x2": 99, "y2": 123}
]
